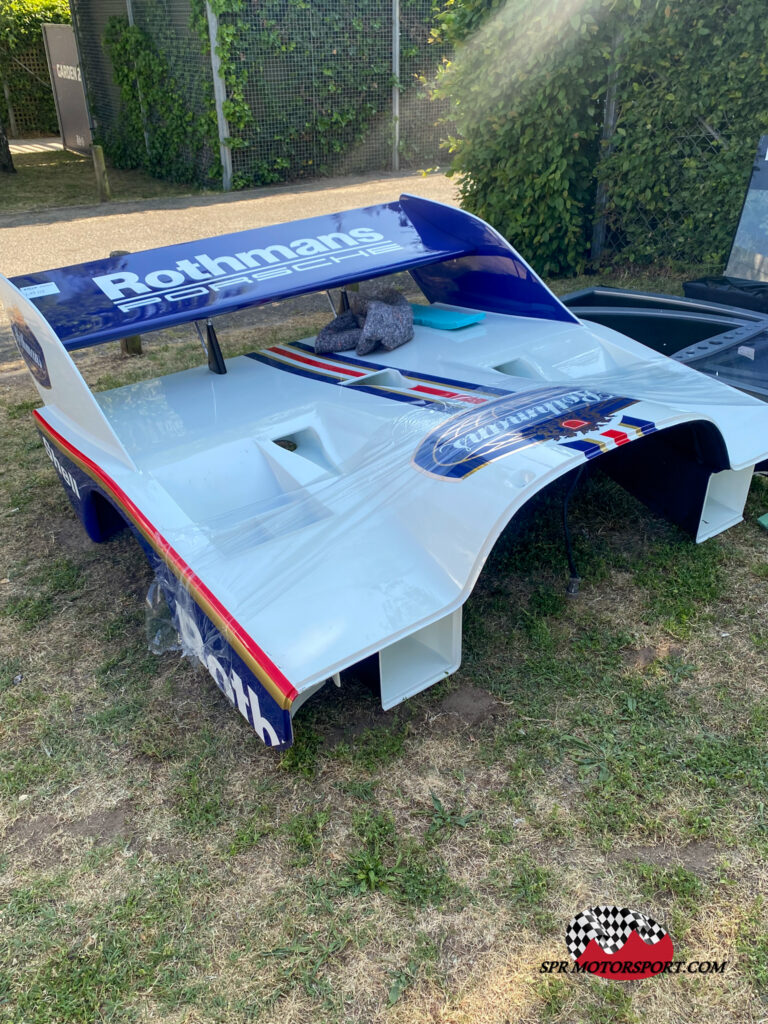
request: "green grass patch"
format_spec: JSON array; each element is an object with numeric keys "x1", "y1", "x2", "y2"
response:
[
  {"x1": 5, "y1": 399, "x2": 40, "y2": 420},
  {"x1": 95, "y1": 643, "x2": 158, "y2": 690},
  {"x1": 1, "y1": 557, "x2": 84, "y2": 630},
  {"x1": 335, "y1": 810, "x2": 461, "y2": 908},
  {"x1": 0, "y1": 713, "x2": 84, "y2": 799},
  {"x1": 173, "y1": 741, "x2": 231, "y2": 832},
  {"x1": 227, "y1": 806, "x2": 275, "y2": 856},
  {"x1": 259, "y1": 917, "x2": 357, "y2": 1013},
  {"x1": 283, "y1": 809, "x2": 330, "y2": 859},
  {"x1": 279, "y1": 724, "x2": 321, "y2": 778},
  {"x1": 632, "y1": 536, "x2": 725, "y2": 634},
  {"x1": 2, "y1": 270, "x2": 767, "y2": 1023},
  {"x1": 418, "y1": 790, "x2": 480, "y2": 839},
  {"x1": 329, "y1": 719, "x2": 409, "y2": 773},
  {"x1": 3, "y1": 865, "x2": 211, "y2": 1024},
  {"x1": 628, "y1": 862, "x2": 705, "y2": 913},
  {"x1": 492, "y1": 853, "x2": 554, "y2": 932},
  {"x1": 736, "y1": 900, "x2": 768, "y2": 990}
]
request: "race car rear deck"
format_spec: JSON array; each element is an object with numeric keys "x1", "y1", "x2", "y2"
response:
[{"x1": 3, "y1": 196, "x2": 767, "y2": 747}]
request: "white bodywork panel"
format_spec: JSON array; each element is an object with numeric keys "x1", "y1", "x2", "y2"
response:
[
  {"x1": 3, "y1": 192, "x2": 768, "y2": 744},
  {"x1": 73, "y1": 307, "x2": 768, "y2": 698}
]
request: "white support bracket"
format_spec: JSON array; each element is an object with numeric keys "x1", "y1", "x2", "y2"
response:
[{"x1": 380, "y1": 609, "x2": 462, "y2": 711}]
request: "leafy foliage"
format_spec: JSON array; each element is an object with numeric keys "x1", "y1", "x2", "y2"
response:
[
  {"x1": 419, "y1": 790, "x2": 479, "y2": 836},
  {"x1": 435, "y1": 0, "x2": 603, "y2": 276},
  {"x1": 0, "y1": 0, "x2": 69, "y2": 48},
  {"x1": 102, "y1": 16, "x2": 219, "y2": 185},
  {"x1": 200, "y1": 0, "x2": 450, "y2": 186},
  {"x1": 436, "y1": 0, "x2": 768, "y2": 275},
  {"x1": 102, "y1": 0, "x2": 447, "y2": 188},
  {"x1": 0, "y1": 0, "x2": 70, "y2": 136},
  {"x1": 596, "y1": 1, "x2": 768, "y2": 269}
]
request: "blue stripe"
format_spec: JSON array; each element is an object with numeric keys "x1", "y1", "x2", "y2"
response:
[
  {"x1": 621, "y1": 415, "x2": 657, "y2": 435},
  {"x1": 246, "y1": 351, "x2": 450, "y2": 410},
  {"x1": 559, "y1": 439, "x2": 604, "y2": 460},
  {"x1": 290, "y1": 341, "x2": 511, "y2": 396},
  {"x1": 345, "y1": 384, "x2": 447, "y2": 409},
  {"x1": 248, "y1": 352, "x2": 345, "y2": 384}
]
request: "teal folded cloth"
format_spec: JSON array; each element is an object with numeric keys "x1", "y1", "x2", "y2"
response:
[{"x1": 410, "y1": 305, "x2": 486, "y2": 330}]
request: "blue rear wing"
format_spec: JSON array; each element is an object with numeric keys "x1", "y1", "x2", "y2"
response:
[{"x1": 10, "y1": 194, "x2": 576, "y2": 350}]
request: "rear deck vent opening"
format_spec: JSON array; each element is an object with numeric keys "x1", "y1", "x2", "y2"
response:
[
  {"x1": 493, "y1": 357, "x2": 543, "y2": 380},
  {"x1": 348, "y1": 368, "x2": 408, "y2": 389},
  {"x1": 271, "y1": 427, "x2": 337, "y2": 474}
]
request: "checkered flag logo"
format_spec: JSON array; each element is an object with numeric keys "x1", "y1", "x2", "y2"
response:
[{"x1": 565, "y1": 905, "x2": 668, "y2": 960}]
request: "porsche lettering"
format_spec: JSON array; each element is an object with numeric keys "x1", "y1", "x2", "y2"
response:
[{"x1": 93, "y1": 227, "x2": 388, "y2": 302}]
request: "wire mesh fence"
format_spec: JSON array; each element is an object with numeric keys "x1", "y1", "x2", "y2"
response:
[
  {"x1": 126, "y1": 0, "x2": 219, "y2": 185},
  {"x1": 69, "y1": 0, "x2": 452, "y2": 189},
  {"x1": 598, "y1": 118, "x2": 747, "y2": 272},
  {"x1": 399, "y1": 0, "x2": 453, "y2": 169},
  {"x1": 225, "y1": 2, "x2": 396, "y2": 185},
  {"x1": 69, "y1": 0, "x2": 127, "y2": 147}
]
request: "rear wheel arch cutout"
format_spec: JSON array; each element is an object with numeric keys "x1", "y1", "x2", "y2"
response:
[
  {"x1": 82, "y1": 488, "x2": 129, "y2": 543},
  {"x1": 599, "y1": 419, "x2": 733, "y2": 539}
]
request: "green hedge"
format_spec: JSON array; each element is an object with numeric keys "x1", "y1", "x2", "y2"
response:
[
  {"x1": 436, "y1": 0, "x2": 768, "y2": 275},
  {"x1": 102, "y1": 16, "x2": 219, "y2": 185},
  {"x1": 102, "y1": 0, "x2": 447, "y2": 189},
  {"x1": 203, "y1": 0, "x2": 447, "y2": 187},
  {"x1": 0, "y1": 0, "x2": 70, "y2": 136},
  {"x1": 198, "y1": 0, "x2": 398, "y2": 187}
]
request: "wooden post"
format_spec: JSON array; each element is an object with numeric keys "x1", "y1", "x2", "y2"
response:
[
  {"x1": 109, "y1": 250, "x2": 142, "y2": 355},
  {"x1": 92, "y1": 144, "x2": 111, "y2": 203},
  {"x1": 0, "y1": 120, "x2": 14, "y2": 174},
  {"x1": 205, "y1": 3, "x2": 233, "y2": 190},
  {"x1": 2, "y1": 79, "x2": 18, "y2": 138},
  {"x1": 591, "y1": 30, "x2": 622, "y2": 267}
]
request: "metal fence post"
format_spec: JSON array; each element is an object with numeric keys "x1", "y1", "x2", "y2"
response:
[
  {"x1": 391, "y1": 0, "x2": 400, "y2": 172},
  {"x1": 125, "y1": 0, "x2": 150, "y2": 158},
  {"x1": 206, "y1": 2, "x2": 233, "y2": 191}
]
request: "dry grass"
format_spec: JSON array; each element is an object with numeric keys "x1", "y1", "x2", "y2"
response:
[
  {"x1": 1, "y1": 295, "x2": 768, "y2": 1023},
  {"x1": 0, "y1": 151, "x2": 202, "y2": 215}
]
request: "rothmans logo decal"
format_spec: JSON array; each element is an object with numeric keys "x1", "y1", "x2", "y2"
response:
[
  {"x1": 42, "y1": 438, "x2": 81, "y2": 498},
  {"x1": 91, "y1": 227, "x2": 402, "y2": 313},
  {"x1": 10, "y1": 314, "x2": 51, "y2": 389},
  {"x1": 412, "y1": 386, "x2": 654, "y2": 479}
]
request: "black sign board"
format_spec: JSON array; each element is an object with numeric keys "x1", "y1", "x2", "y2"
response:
[{"x1": 42, "y1": 23, "x2": 92, "y2": 155}]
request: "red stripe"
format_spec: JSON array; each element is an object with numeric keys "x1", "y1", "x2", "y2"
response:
[
  {"x1": 271, "y1": 347, "x2": 486, "y2": 405},
  {"x1": 270, "y1": 346, "x2": 366, "y2": 377},
  {"x1": 411, "y1": 384, "x2": 485, "y2": 405},
  {"x1": 33, "y1": 411, "x2": 298, "y2": 703},
  {"x1": 601, "y1": 429, "x2": 630, "y2": 446}
]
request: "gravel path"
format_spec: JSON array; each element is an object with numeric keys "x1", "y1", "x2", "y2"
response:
[{"x1": 0, "y1": 170, "x2": 458, "y2": 367}]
